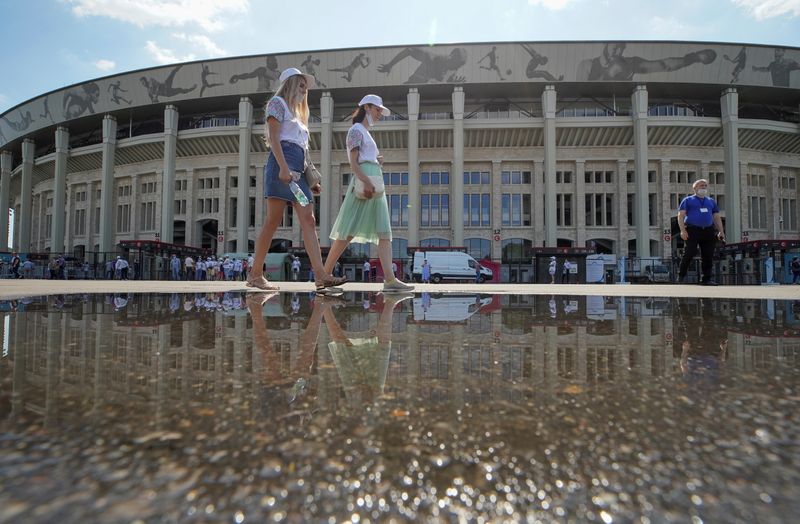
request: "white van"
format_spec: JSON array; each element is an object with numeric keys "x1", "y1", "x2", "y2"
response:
[
  {"x1": 413, "y1": 294, "x2": 493, "y2": 322},
  {"x1": 412, "y1": 251, "x2": 493, "y2": 283}
]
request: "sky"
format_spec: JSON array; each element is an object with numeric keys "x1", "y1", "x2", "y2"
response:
[{"x1": 0, "y1": 0, "x2": 799, "y2": 113}]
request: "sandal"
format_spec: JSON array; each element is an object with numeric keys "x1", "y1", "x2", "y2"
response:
[
  {"x1": 246, "y1": 275, "x2": 280, "y2": 291},
  {"x1": 320, "y1": 275, "x2": 348, "y2": 288}
]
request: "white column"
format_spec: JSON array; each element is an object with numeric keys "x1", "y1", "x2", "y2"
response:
[
  {"x1": 0, "y1": 151, "x2": 11, "y2": 250},
  {"x1": 319, "y1": 92, "x2": 333, "y2": 246},
  {"x1": 769, "y1": 165, "x2": 780, "y2": 238},
  {"x1": 659, "y1": 159, "x2": 671, "y2": 259},
  {"x1": 185, "y1": 168, "x2": 195, "y2": 246},
  {"x1": 721, "y1": 88, "x2": 741, "y2": 242},
  {"x1": 542, "y1": 86, "x2": 557, "y2": 246},
  {"x1": 237, "y1": 97, "x2": 253, "y2": 252},
  {"x1": 160, "y1": 105, "x2": 178, "y2": 243},
  {"x1": 18, "y1": 139, "x2": 34, "y2": 253},
  {"x1": 631, "y1": 85, "x2": 650, "y2": 257},
  {"x1": 130, "y1": 174, "x2": 140, "y2": 239},
  {"x1": 491, "y1": 159, "x2": 502, "y2": 259},
  {"x1": 52, "y1": 127, "x2": 69, "y2": 253},
  {"x1": 451, "y1": 87, "x2": 465, "y2": 247},
  {"x1": 737, "y1": 161, "x2": 749, "y2": 236},
  {"x1": 616, "y1": 159, "x2": 628, "y2": 254},
  {"x1": 575, "y1": 159, "x2": 586, "y2": 246},
  {"x1": 86, "y1": 183, "x2": 95, "y2": 250},
  {"x1": 533, "y1": 160, "x2": 544, "y2": 246},
  {"x1": 64, "y1": 182, "x2": 73, "y2": 252},
  {"x1": 99, "y1": 115, "x2": 117, "y2": 253},
  {"x1": 407, "y1": 88, "x2": 420, "y2": 247},
  {"x1": 217, "y1": 165, "x2": 227, "y2": 255}
]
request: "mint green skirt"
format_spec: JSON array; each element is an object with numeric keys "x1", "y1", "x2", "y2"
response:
[{"x1": 329, "y1": 162, "x2": 392, "y2": 245}]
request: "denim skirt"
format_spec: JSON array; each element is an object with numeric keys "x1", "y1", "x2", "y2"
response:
[{"x1": 264, "y1": 141, "x2": 312, "y2": 202}]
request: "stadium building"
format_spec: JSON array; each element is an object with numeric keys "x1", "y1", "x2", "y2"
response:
[{"x1": 0, "y1": 41, "x2": 798, "y2": 281}]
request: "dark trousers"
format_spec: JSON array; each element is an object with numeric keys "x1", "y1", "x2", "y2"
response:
[{"x1": 679, "y1": 225, "x2": 717, "y2": 282}]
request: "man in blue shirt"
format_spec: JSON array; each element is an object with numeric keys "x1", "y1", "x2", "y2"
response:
[{"x1": 677, "y1": 179, "x2": 726, "y2": 285}]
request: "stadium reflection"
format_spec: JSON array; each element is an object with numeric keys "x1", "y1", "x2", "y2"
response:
[{"x1": 0, "y1": 292, "x2": 799, "y2": 521}]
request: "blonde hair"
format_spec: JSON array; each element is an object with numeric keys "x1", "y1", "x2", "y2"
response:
[{"x1": 264, "y1": 74, "x2": 309, "y2": 145}]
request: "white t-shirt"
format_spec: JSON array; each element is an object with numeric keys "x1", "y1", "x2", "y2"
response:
[
  {"x1": 292, "y1": 259, "x2": 301, "y2": 272},
  {"x1": 266, "y1": 96, "x2": 309, "y2": 148},
  {"x1": 346, "y1": 123, "x2": 379, "y2": 164},
  {"x1": 363, "y1": 261, "x2": 371, "y2": 272}
]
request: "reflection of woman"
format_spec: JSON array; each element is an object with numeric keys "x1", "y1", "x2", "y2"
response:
[
  {"x1": 325, "y1": 294, "x2": 410, "y2": 406},
  {"x1": 324, "y1": 95, "x2": 413, "y2": 293},
  {"x1": 247, "y1": 68, "x2": 346, "y2": 293},
  {"x1": 247, "y1": 291, "x2": 324, "y2": 416}
]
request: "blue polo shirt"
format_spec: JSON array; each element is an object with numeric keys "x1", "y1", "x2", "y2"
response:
[{"x1": 679, "y1": 194, "x2": 719, "y2": 228}]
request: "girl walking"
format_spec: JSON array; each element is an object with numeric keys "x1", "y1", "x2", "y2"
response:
[
  {"x1": 324, "y1": 95, "x2": 413, "y2": 293},
  {"x1": 247, "y1": 68, "x2": 346, "y2": 292}
]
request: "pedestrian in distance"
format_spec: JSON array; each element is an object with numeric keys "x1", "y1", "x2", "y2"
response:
[
  {"x1": 247, "y1": 68, "x2": 346, "y2": 293},
  {"x1": 421, "y1": 259, "x2": 431, "y2": 284},
  {"x1": 170, "y1": 254, "x2": 181, "y2": 280},
  {"x1": 791, "y1": 256, "x2": 800, "y2": 284},
  {"x1": 562, "y1": 260, "x2": 571, "y2": 284},
  {"x1": 676, "y1": 179, "x2": 725, "y2": 285},
  {"x1": 548, "y1": 256, "x2": 557, "y2": 284},
  {"x1": 291, "y1": 256, "x2": 301, "y2": 282},
  {"x1": 323, "y1": 94, "x2": 413, "y2": 293},
  {"x1": 362, "y1": 259, "x2": 371, "y2": 282}
]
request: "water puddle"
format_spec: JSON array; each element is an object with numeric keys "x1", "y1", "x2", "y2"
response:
[{"x1": 1, "y1": 292, "x2": 799, "y2": 521}]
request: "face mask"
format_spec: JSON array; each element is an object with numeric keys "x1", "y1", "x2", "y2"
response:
[
  {"x1": 696, "y1": 188, "x2": 708, "y2": 196},
  {"x1": 365, "y1": 111, "x2": 375, "y2": 126}
]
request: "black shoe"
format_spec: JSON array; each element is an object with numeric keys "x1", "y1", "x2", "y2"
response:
[
  {"x1": 675, "y1": 275, "x2": 686, "y2": 284},
  {"x1": 701, "y1": 280, "x2": 719, "y2": 286}
]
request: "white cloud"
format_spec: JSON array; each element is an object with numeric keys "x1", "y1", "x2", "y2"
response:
[
  {"x1": 172, "y1": 33, "x2": 226, "y2": 58},
  {"x1": 145, "y1": 41, "x2": 196, "y2": 65},
  {"x1": 93, "y1": 59, "x2": 116, "y2": 71},
  {"x1": 731, "y1": 0, "x2": 800, "y2": 19},
  {"x1": 66, "y1": 0, "x2": 249, "y2": 32},
  {"x1": 528, "y1": 0, "x2": 574, "y2": 10}
]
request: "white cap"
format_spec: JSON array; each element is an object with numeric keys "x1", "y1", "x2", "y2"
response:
[
  {"x1": 278, "y1": 67, "x2": 315, "y2": 88},
  {"x1": 358, "y1": 94, "x2": 391, "y2": 116}
]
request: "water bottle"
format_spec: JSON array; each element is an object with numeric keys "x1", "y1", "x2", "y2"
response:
[{"x1": 288, "y1": 176, "x2": 309, "y2": 207}]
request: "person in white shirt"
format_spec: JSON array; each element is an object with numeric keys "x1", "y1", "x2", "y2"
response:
[
  {"x1": 184, "y1": 256, "x2": 195, "y2": 280},
  {"x1": 247, "y1": 68, "x2": 346, "y2": 293},
  {"x1": 115, "y1": 256, "x2": 129, "y2": 280},
  {"x1": 291, "y1": 257, "x2": 301, "y2": 281},
  {"x1": 363, "y1": 260, "x2": 371, "y2": 282},
  {"x1": 323, "y1": 95, "x2": 413, "y2": 293}
]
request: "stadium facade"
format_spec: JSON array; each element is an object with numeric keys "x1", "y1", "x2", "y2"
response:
[{"x1": 0, "y1": 41, "x2": 798, "y2": 279}]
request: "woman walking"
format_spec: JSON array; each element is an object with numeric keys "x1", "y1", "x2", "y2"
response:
[
  {"x1": 323, "y1": 94, "x2": 413, "y2": 293},
  {"x1": 247, "y1": 68, "x2": 346, "y2": 292}
]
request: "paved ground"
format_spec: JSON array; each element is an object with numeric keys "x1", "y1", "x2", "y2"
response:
[{"x1": 0, "y1": 279, "x2": 798, "y2": 300}]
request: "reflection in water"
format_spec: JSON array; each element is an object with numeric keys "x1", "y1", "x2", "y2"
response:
[{"x1": 0, "y1": 293, "x2": 799, "y2": 521}]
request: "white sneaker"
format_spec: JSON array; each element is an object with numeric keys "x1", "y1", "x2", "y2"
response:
[{"x1": 382, "y1": 279, "x2": 414, "y2": 292}]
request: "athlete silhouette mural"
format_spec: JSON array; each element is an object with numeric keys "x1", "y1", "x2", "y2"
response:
[
  {"x1": 478, "y1": 46, "x2": 506, "y2": 80},
  {"x1": 108, "y1": 81, "x2": 132, "y2": 106},
  {"x1": 62, "y1": 82, "x2": 100, "y2": 119},
  {"x1": 723, "y1": 46, "x2": 747, "y2": 84},
  {"x1": 2, "y1": 111, "x2": 34, "y2": 132},
  {"x1": 199, "y1": 63, "x2": 223, "y2": 97},
  {"x1": 328, "y1": 53, "x2": 370, "y2": 82},
  {"x1": 752, "y1": 48, "x2": 800, "y2": 87},
  {"x1": 378, "y1": 47, "x2": 468, "y2": 84},
  {"x1": 140, "y1": 65, "x2": 197, "y2": 104},
  {"x1": 577, "y1": 43, "x2": 717, "y2": 81},
  {"x1": 39, "y1": 96, "x2": 55, "y2": 123},
  {"x1": 229, "y1": 55, "x2": 281, "y2": 92},
  {"x1": 301, "y1": 55, "x2": 327, "y2": 88},
  {"x1": 520, "y1": 44, "x2": 562, "y2": 81}
]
